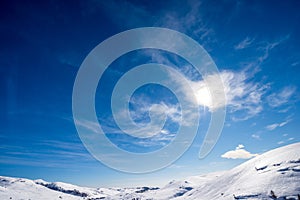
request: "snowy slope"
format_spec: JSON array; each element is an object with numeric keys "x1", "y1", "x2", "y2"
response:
[
  {"x1": 178, "y1": 142, "x2": 300, "y2": 200},
  {"x1": 0, "y1": 176, "x2": 158, "y2": 200},
  {"x1": 0, "y1": 176, "x2": 82, "y2": 200},
  {"x1": 135, "y1": 171, "x2": 225, "y2": 200},
  {"x1": 1, "y1": 142, "x2": 299, "y2": 200}
]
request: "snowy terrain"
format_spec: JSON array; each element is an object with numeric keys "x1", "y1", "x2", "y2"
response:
[{"x1": 1, "y1": 142, "x2": 299, "y2": 200}]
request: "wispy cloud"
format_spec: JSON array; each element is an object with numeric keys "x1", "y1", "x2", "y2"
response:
[
  {"x1": 168, "y1": 68, "x2": 268, "y2": 120},
  {"x1": 37, "y1": 140, "x2": 85, "y2": 151},
  {"x1": 148, "y1": 39, "x2": 295, "y2": 122},
  {"x1": 277, "y1": 137, "x2": 294, "y2": 145},
  {"x1": 114, "y1": 98, "x2": 182, "y2": 138},
  {"x1": 278, "y1": 106, "x2": 293, "y2": 113},
  {"x1": 129, "y1": 97, "x2": 182, "y2": 125},
  {"x1": 257, "y1": 35, "x2": 290, "y2": 64},
  {"x1": 157, "y1": 0, "x2": 214, "y2": 44},
  {"x1": 265, "y1": 118, "x2": 291, "y2": 131},
  {"x1": 251, "y1": 134, "x2": 260, "y2": 140},
  {"x1": 133, "y1": 131, "x2": 177, "y2": 148},
  {"x1": 267, "y1": 86, "x2": 296, "y2": 108},
  {"x1": 0, "y1": 140, "x2": 94, "y2": 168},
  {"x1": 235, "y1": 37, "x2": 254, "y2": 50},
  {"x1": 93, "y1": 0, "x2": 214, "y2": 46},
  {"x1": 168, "y1": 164, "x2": 186, "y2": 169},
  {"x1": 221, "y1": 144, "x2": 258, "y2": 159},
  {"x1": 291, "y1": 62, "x2": 299, "y2": 67},
  {"x1": 241, "y1": 36, "x2": 290, "y2": 73},
  {"x1": 74, "y1": 119, "x2": 102, "y2": 134}
]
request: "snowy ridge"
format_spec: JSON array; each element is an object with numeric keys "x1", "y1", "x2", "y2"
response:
[
  {"x1": 1, "y1": 142, "x2": 299, "y2": 200},
  {"x1": 178, "y1": 142, "x2": 300, "y2": 200}
]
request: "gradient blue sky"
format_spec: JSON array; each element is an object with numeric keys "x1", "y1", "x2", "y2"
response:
[{"x1": 1, "y1": 0, "x2": 300, "y2": 187}]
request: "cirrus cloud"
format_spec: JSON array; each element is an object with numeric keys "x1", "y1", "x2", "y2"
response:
[
  {"x1": 168, "y1": 68, "x2": 269, "y2": 121},
  {"x1": 267, "y1": 86, "x2": 296, "y2": 108}
]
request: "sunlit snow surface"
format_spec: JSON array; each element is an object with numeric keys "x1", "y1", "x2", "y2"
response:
[{"x1": 1, "y1": 143, "x2": 300, "y2": 200}]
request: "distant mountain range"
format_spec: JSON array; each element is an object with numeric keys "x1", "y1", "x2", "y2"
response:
[{"x1": 1, "y1": 143, "x2": 300, "y2": 200}]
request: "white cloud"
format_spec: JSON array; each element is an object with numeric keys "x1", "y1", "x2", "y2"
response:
[
  {"x1": 265, "y1": 119, "x2": 291, "y2": 131},
  {"x1": 277, "y1": 141, "x2": 285, "y2": 145},
  {"x1": 168, "y1": 164, "x2": 185, "y2": 169},
  {"x1": 278, "y1": 106, "x2": 292, "y2": 113},
  {"x1": 186, "y1": 73, "x2": 227, "y2": 111},
  {"x1": 129, "y1": 97, "x2": 182, "y2": 125},
  {"x1": 158, "y1": 0, "x2": 214, "y2": 44},
  {"x1": 74, "y1": 119, "x2": 102, "y2": 134},
  {"x1": 265, "y1": 124, "x2": 278, "y2": 131},
  {"x1": 277, "y1": 135, "x2": 294, "y2": 145},
  {"x1": 221, "y1": 144, "x2": 258, "y2": 159},
  {"x1": 257, "y1": 35, "x2": 290, "y2": 63},
  {"x1": 251, "y1": 134, "x2": 260, "y2": 140},
  {"x1": 128, "y1": 102, "x2": 181, "y2": 137},
  {"x1": 133, "y1": 131, "x2": 177, "y2": 147},
  {"x1": 241, "y1": 36, "x2": 290, "y2": 75},
  {"x1": 168, "y1": 69, "x2": 268, "y2": 120},
  {"x1": 113, "y1": 94, "x2": 186, "y2": 138},
  {"x1": 267, "y1": 86, "x2": 296, "y2": 107},
  {"x1": 160, "y1": 129, "x2": 169, "y2": 134},
  {"x1": 235, "y1": 37, "x2": 254, "y2": 50},
  {"x1": 291, "y1": 62, "x2": 299, "y2": 67},
  {"x1": 220, "y1": 71, "x2": 267, "y2": 117}
]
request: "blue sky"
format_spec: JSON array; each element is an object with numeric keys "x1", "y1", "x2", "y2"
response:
[{"x1": 1, "y1": 0, "x2": 300, "y2": 187}]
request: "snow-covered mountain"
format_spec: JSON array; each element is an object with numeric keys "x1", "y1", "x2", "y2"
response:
[{"x1": 1, "y1": 142, "x2": 299, "y2": 200}]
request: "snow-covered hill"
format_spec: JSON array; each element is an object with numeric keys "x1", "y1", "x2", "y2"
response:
[
  {"x1": 1, "y1": 143, "x2": 299, "y2": 200},
  {"x1": 179, "y1": 142, "x2": 300, "y2": 200}
]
